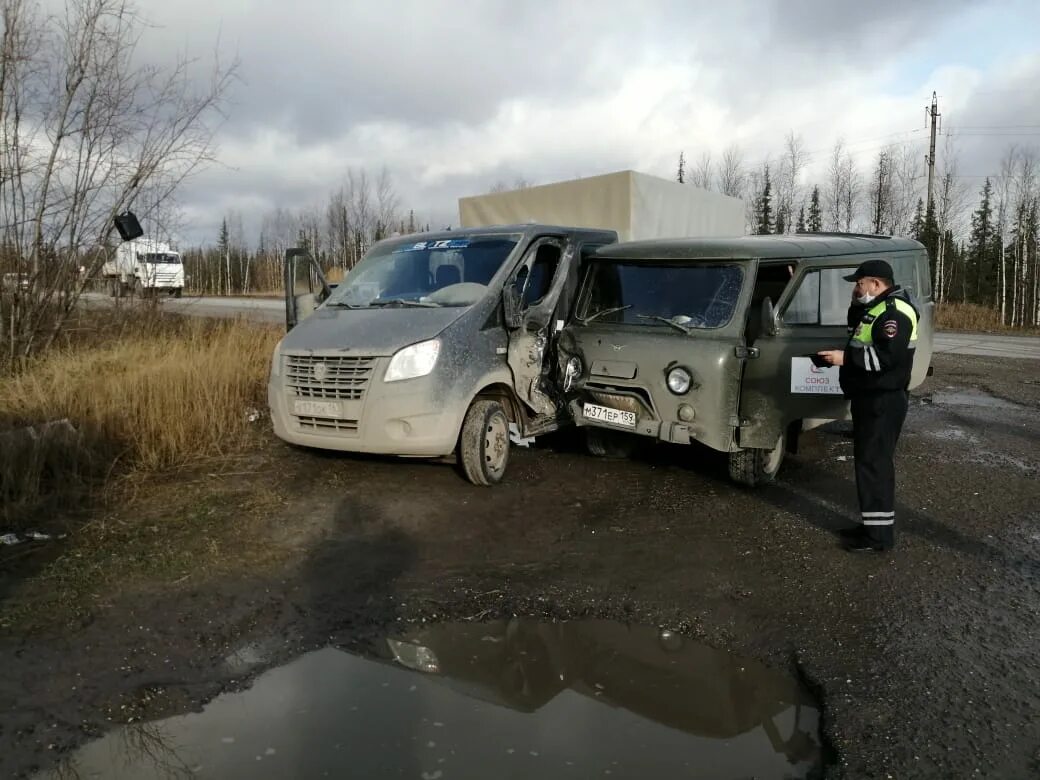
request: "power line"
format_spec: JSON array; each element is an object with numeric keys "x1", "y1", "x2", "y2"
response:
[{"x1": 949, "y1": 124, "x2": 1040, "y2": 130}]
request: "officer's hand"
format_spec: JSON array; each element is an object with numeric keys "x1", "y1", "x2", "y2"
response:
[{"x1": 817, "y1": 349, "x2": 844, "y2": 366}]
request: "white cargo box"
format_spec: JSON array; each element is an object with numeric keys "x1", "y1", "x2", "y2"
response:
[{"x1": 458, "y1": 170, "x2": 745, "y2": 241}]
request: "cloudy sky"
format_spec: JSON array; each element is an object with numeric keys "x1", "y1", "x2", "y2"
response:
[{"x1": 132, "y1": 0, "x2": 1040, "y2": 245}]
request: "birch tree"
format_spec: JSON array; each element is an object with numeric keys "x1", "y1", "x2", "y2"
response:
[{"x1": 0, "y1": 0, "x2": 236, "y2": 364}]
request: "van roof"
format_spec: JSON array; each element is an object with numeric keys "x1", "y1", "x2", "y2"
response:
[
  {"x1": 593, "y1": 233, "x2": 924, "y2": 262},
  {"x1": 385, "y1": 225, "x2": 620, "y2": 244}
]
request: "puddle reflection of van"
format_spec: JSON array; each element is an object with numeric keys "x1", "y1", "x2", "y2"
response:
[
  {"x1": 268, "y1": 225, "x2": 618, "y2": 484},
  {"x1": 561, "y1": 234, "x2": 934, "y2": 485}
]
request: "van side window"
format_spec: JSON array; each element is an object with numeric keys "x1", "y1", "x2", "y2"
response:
[
  {"x1": 522, "y1": 244, "x2": 561, "y2": 307},
  {"x1": 888, "y1": 255, "x2": 917, "y2": 297},
  {"x1": 784, "y1": 268, "x2": 855, "y2": 326}
]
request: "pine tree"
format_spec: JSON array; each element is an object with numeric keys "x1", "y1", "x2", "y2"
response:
[
  {"x1": 910, "y1": 198, "x2": 925, "y2": 241},
  {"x1": 755, "y1": 166, "x2": 772, "y2": 235},
  {"x1": 968, "y1": 179, "x2": 995, "y2": 304},
  {"x1": 807, "y1": 186, "x2": 822, "y2": 232},
  {"x1": 676, "y1": 151, "x2": 686, "y2": 184},
  {"x1": 796, "y1": 205, "x2": 807, "y2": 234}
]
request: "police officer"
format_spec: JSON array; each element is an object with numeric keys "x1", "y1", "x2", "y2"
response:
[{"x1": 817, "y1": 259, "x2": 919, "y2": 553}]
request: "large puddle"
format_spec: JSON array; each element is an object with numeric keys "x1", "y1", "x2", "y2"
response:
[{"x1": 43, "y1": 620, "x2": 824, "y2": 779}]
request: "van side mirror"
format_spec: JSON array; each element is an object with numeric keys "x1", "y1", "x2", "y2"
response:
[
  {"x1": 114, "y1": 211, "x2": 143, "y2": 241},
  {"x1": 761, "y1": 297, "x2": 779, "y2": 337}
]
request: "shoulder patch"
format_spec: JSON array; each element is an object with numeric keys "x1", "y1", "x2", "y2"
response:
[{"x1": 882, "y1": 320, "x2": 898, "y2": 338}]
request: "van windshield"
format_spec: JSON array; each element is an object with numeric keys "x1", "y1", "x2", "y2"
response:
[
  {"x1": 141, "y1": 253, "x2": 180, "y2": 264},
  {"x1": 577, "y1": 262, "x2": 744, "y2": 330},
  {"x1": 326, "y1": 234, "x2": 521, "y2": 308}
]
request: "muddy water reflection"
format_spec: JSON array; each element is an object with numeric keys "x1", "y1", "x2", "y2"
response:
[{"x1": 47, "y1": 620, "x2": 823, "y2": 779}]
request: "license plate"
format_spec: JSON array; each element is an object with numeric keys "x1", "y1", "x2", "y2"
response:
[
  {"x1": 293, "y1": 399, "x2": 342, "y2": 418},
  {"x1": 583, "y1": 402, "x2": 636, "y2": 428}
]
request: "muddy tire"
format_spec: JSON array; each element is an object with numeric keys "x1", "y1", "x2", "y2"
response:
[
  {"x1": 728, "y1": 432, "x2": 785, "y2": 487},
  {"x1": 584, "y1": 427, "x2": 636, "y2": 459},
  {"x1": 459, "y1": 399, "x2": 510, "y2": 486}
]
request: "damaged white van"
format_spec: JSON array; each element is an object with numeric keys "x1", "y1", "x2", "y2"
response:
[{"x1": 267, "y1": 225, "x2": 618, "y2": 484}]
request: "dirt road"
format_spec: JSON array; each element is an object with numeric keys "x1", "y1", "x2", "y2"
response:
[{"x1": 2, "y1": 352, "x2": 1039, "y2": 778}]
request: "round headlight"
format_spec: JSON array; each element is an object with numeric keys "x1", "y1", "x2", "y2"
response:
[
  {"x1": 564, "y1": 356, "x2": 582, "y2": 392},
  {"x1": 666, "y1": 367, "x2": 692, "y2": 395}
]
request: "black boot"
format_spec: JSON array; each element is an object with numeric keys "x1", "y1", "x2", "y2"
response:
[{"x1": 844, "y1": 525, "x2": 893, "y2": 553}]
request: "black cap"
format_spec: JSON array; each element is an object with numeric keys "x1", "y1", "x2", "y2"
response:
[{"x1": 844, "y1": 259, "x2": 894, "y2": 282}]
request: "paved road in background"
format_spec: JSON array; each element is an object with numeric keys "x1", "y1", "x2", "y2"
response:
[
  {"x1": 81, "y1": 293, "x2": 1040, "y2": 359},
  {"x1": 932, "y1": 331, "x2": 1040, "y2": 359}
]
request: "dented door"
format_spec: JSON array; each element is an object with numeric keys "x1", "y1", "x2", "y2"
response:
[{"x1": 503, "y1": 237, "x2": 574, "y2": 416}]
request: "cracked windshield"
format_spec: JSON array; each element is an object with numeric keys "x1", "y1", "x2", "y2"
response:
[
  {"x1": 579, "y1": 263, "x2": 744, "y2": 330},
  {"x1": 325, "y1": 234, "x2": 520, "y2": 308}
]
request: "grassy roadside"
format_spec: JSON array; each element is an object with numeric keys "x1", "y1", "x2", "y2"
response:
[
  {"x1": 935, "y1": 302, "x2": 1040, "y2": 334},
  {"x1": 0, "y1": 311, "x2": 286, "y2": 628}
]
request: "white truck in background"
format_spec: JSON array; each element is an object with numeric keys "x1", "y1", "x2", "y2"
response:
[{"x1": 102, "y1": 238, "x2": 185, "y2": 298}]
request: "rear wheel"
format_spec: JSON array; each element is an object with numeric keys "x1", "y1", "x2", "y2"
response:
[
  {"x1": 584, "y1": 427, "x2": 636, "y2": 459},
  {"x1": 173, "y1": 287, "x2": 183, "y2": 299},
  {"x1": 728, "y1": 431, "x2": 785, "y2": 487},
  {"x1": 458, "y1": 399, "x2": 510, "y2": 486}
]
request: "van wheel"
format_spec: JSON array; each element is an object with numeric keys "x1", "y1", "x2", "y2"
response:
[
  {"x1": 728, "y1": 432, "x2": 785, "y2": 487},
  {"x1": 173, "y1": 287, "x2": 183, "y2": 299},
  {"x1": 459, "y1": 399, "x2": 510, "y2": 486},
  {"x1": 584, "y1": 427, "x2": 636, "y2": 459}
]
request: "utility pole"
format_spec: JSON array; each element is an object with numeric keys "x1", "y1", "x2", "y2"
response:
[
  {"x1": 873, "y1": 152, "x2": 888, "y2": 234},
  {"x1": 925, "y1": 92, "x2": 941, "y2": 210}
]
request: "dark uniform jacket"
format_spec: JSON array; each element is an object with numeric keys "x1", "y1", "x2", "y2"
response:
[{"x1": 839, "y1": 286, "x2": 918, "y2": 397}]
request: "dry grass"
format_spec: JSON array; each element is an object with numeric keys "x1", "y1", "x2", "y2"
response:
[
  {"x1": 0, "y1": 312, "x2": 281, "y2": 526},
  {"x1": 935, "y1": 302, "x2": 1040, "y2": 334}
]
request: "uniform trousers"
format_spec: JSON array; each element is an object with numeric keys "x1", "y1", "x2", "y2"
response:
[{"x1": 850, "y1": 390, "x2": 909, "y2": 547}]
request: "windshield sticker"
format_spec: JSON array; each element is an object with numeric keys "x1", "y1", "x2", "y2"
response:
[{"x1": 395, "y1": 239, "x2": 470, "y2": 253}]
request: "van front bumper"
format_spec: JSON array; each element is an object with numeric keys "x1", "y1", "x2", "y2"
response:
[
  {"x1": 268, "y1": 354, "x2": 462, "y2": 457},
  {"x1": 569, "y1": 398, "x2": 695, "y2": 445}
]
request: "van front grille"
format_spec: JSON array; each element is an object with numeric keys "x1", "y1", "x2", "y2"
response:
[
  {"x1": 286, "y1": 355, "x2": 377, "y2": 401},
  {"x1": 295, "y1": 415, "x2": 360, "y2": 434}
]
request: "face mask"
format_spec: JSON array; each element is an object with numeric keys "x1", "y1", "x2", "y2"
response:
[{"x1": 855, "y1": 293, "x2": 876, "y2": 305}]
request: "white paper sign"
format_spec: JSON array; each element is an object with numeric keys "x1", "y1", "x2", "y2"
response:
[{"x1": 790, "y1": 357, "x2": 843, "y2": 395}]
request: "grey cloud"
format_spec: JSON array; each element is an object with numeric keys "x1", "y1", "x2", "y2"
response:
[{"x1": 143, "y1": 0, "x2": 1037, "y2": 245}]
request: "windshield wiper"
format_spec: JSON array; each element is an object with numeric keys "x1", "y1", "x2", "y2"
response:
[
  {"x1": 368, "y1": 298, "x2": 440, "y2": 308},
  {"x1": 636, "y1": 314, "x2": 691, "y2": 334},
  {"x1": 579, "y1": 305, "x2": 632, "y2": 324},
  {"x1": 324, "y1": 301, "x2": 362, "y2": 308}
]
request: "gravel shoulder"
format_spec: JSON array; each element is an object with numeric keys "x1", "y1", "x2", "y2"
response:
[{"x1": 2, "y1": 353, "x2": 1039, "y2": 778}]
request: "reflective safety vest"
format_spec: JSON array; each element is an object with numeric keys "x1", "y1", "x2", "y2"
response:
[{"x1": 851, "y1": 297, "x2": 919, "y2": 346}]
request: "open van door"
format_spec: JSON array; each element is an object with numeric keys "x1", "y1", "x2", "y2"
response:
[
  {"x1": 283, "y1": 248, "x2": 335, "y2": 331},
  {"x1": 738, "y1": 261, "x2": 860, "y2": 452},
  {"x1": 501, "y1": 236, "x2": 575, "y2": 423}
]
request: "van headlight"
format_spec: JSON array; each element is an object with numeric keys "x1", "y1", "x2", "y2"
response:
[
  {"x1": 385, "y1": 339, "x2": 441, "y2": 382},
  {"x1": 269, "y1": 338, "x2": 284, "y2": 378},
  {"x1": 666, "y1": 366, "x2": 692, "y2": 395},
  {"x1": 563, "y1": 356, "x2": 582, "y2": 392}
]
